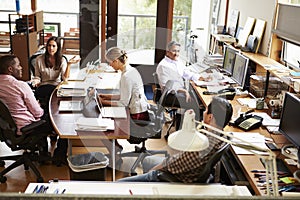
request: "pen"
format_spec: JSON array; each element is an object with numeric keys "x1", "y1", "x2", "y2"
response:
[
  {"x1": 61, "y1": 189, "x2": 66, "y2": 194},
  {"x1": 54, "y1": 188, "x2": 59, "y2": 194},
  {"x1": 32, "y1": 185, "x2": 39, "y2": 193},
  {"x1": 36, "y1": 185, "x2": 44, "y2": 193},
  {"x1": 42, "y1": 186, "x2": 49, "y2": 193},
  {"x1": 129, "y1": 189, "x2": 133, "y2": 195}
]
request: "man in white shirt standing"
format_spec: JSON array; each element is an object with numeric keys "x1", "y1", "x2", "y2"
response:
[{"x1": 156, "y1": 41, "x2": 206, "y2": 137}]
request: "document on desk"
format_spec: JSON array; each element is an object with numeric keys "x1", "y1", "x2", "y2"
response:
[
  {"x1": 57, "y1": 81, "x2": 89, "y2": 97},
  {"x1": 229, "y1": 132, "x2": 269, "y2": 155},
  {"x1": 236, "y1": 98, "x2": 268, "y2": 109},
  {"x1": 75, "y1": 117, "x2": 114, "y2": 131},
  {"x1": 252, "y1": 112, "x2": 280, "y2": 127},
  {"x1": 101, "y1": 107, "x2": 127, "y2": 118}
]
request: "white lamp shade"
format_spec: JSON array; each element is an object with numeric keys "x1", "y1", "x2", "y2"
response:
[{"x1": 168, "y1": 110, "x2": 209, "y2": 151}]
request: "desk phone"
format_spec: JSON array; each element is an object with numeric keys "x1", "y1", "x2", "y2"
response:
[{"x1": 233, "y1": 114, "x2": 263, "y2": 131}]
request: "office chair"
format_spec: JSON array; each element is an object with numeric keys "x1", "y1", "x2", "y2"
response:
[
  {"x1": 157, "y1": 143, "x2": 230, "y2": 183},
  {"x1": 155, "y1": 78, "x2": 184, "y2": 141},
  {"x1": 120, "y1": 103, "x2": 168, "y2": 175},
  {"x1": 0, "y1": 99, "x2": 51, "y2": 183},
  {"x1": 152, "y1": 72, "x2": 162, "y2": 104}
]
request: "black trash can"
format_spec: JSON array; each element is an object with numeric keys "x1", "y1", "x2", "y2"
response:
[{"x1": 67, "y1": 152, "x2": 109, "y2": 181}]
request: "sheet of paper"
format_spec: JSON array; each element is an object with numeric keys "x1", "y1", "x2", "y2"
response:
[
  {"x1": 101, "y1": 107, "x2": 127, "y2": 118},
  {"x1": 229, "y1": 132, "x2": 269, "y2": 155},
  {"x1": 76, "y1": 117, "x2": 114, "y2": 131},
  {"x1": 252, "y1": 112, "x2": 280, "y2": 126},
  {"x1": 206, "y1": 85, "x2": 226, "y2": 93}
]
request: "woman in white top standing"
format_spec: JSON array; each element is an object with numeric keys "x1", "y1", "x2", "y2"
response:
[{"x1": 100, "y1": 47, "x2": 149, "y2": 121}]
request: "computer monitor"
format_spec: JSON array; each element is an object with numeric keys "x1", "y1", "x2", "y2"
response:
[
  {"x1": 279, "y1": 92, "x2": 300, "y2": 149},
  {"x1": 222, "y1": 45, "x2": 238, "y2": 75},
  {"x1": 231, "y1": 53, "x2": 249, "y2": 89}
]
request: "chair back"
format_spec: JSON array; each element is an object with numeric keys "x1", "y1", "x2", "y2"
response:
[
  {"x1": 157, "y1": 80, "x2": 177, "y2": 108},
  {"x1": 152, "y1": 72, "x2": 162, "y2": 103},
  {"x1": 128, "y1": 103, "x2": 165, "y2": 144},
  {"x1": 0, "y1": 100, "x2": 23, "y2": 151},
  {"x1": 157, "y1": 143, "x2": 230, "y2": 183},
  {"x1": 196, "y1": 143, "x2": 230, "y2": 182}
]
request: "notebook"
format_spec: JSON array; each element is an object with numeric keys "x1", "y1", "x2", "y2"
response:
[{"x1": 58, "y1": 100, "x2": 83, "y2": 112}]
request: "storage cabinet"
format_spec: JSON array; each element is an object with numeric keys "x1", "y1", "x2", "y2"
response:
[{"x1": 9, "y1": 11, "x2": 44, "y2": 81}]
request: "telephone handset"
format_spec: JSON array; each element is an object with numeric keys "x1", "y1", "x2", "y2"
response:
[{"x1": 233, "y1": 114, "x2": 263, "y2": 131}]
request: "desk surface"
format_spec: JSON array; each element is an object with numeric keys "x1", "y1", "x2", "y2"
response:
[
  {"x1": 191, "y1": 81, "x2": 297, "y2": 196},
  {"x1": 49, "y1": 89, "x2": 130, "y2": 140},
  {"x1": 25, "y1": 181, "x2": 252, "y2": 196}
]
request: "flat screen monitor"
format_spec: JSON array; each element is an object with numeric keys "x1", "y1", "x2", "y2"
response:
[
  {"x1": 231, "y1": 53, "x2": 249, "y2": 89},
  {"x1": 279, "y1": 92, "x2": 300, "y2": 149},
  {"x1": 222, "y1": 45, "x2": 238, "y2": 75}
]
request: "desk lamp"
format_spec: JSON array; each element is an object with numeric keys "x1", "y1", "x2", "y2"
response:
[{"x1": 168, "y1": 110, "x2": 279, "y2": 196}]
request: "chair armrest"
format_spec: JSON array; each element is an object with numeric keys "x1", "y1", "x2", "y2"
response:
[
  {"x1": 131, "y1": 119, "x2": 154, "y2": 127},
  {"x1": 157, "y1": 171, "x2": 181, "y2": 182},
  {"x1": 20, "y1": 120, "x2": 47, "y2": 134}
]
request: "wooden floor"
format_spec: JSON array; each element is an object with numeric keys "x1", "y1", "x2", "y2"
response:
[{"x1": 0, "y1": 124, "x2": 173, "y2": 193}]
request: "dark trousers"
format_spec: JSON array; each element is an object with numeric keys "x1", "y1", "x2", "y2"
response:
[{"x1": 163, "y1": 91, "x2": 203, "y2": 122}]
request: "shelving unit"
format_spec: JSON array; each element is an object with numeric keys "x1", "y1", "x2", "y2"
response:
[{"x1": 9, "y1": 11, "x2": 44, "y2": 81}]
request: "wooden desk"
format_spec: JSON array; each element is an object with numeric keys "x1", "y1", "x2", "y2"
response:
[
  {"x1": 49, "y1": 89, "x2": 130, "y2": 181},
  {"x1": 191, "y1": 82, "x2": 296, "y2": 196}
]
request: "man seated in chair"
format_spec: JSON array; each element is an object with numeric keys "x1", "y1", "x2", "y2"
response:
[
  {"x1": 118, "y1": 97, "x2": 233, "y2": 183},
  {"x1": 156, "y1": 41, "x2": 209, "y2": 121},
  {"x1": 0, "y1": 55, "x2": 50, "y2": 156}
]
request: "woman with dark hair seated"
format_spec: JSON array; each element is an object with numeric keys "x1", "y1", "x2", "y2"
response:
[{"x1": 31, "y1": 36, "x2": 80, "y2": 165}]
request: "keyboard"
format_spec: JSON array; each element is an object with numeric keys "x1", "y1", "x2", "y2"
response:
[{"x1": 188, "y1": 63, "x2": 210, "y2": 74}]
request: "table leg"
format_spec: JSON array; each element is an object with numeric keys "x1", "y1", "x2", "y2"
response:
[
  {"x1": 68, "y1": 139, "x2": 72, "y2": 156},
  {"x1": 112, "y1": 139, "x2": 115, "y2": 181}
]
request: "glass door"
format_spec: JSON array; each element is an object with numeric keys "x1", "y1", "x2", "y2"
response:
[{"x1": 107, "y1": 0, "x2": 158, "y2": 65}]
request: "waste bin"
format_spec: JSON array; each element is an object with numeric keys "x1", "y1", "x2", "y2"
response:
[{"x1": 67, "y1": 152, "x2": 109, "y2": 181}]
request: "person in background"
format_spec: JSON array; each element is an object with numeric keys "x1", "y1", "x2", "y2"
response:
[
  {"x1": 118, "y1": 96, "x2": 233, "y2": 182},
  {"x1": 156, "y1": 41, "x2": 208, "y2": 136},
  {"x1": 32, "y1": 36, "x2": 80, "y2": 166},
  {"x1": 156, "y1": 40, "x2": 209, "y2": 91},
  {"x1": 32, "y1": 36, "x2": 80, "y2": 103},
  {"x1": 99, "y1": 47, "x2": 150, "y2": 160},
  {"x1": 0, "y1": 55, "x2": 50, "y2": 156}
]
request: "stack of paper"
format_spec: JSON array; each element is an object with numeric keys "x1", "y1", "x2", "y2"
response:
[
  {"x1": 75, "y1": 117, "x2": 114, "y2": 131},
  {"x1": 57, "y1": 81, "x2": 89, "y2": 97}
]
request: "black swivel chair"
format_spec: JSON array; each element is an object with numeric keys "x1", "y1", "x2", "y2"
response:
[
  {"x1": 157, "y1": 143, "x2": 230, "y2": 183},
  {"x1": 120, "y1": 103, "x2": 168, "y2": 175},
  {"x1": 0, "y1": 99, "x2": 51, "y2": 183}
]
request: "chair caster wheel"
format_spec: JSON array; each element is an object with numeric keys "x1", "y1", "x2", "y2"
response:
[
  {"x1": 0, "y1": 176, "x2": 7, "y2": 183},
  {"x1": 130, "y1": 172, "x2": 137, "y2": 176},
  {"x1": 37, "y1": 177, "x2": 44, "y2": 183}
]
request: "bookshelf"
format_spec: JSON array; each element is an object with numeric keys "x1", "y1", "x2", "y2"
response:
[{"x1": 9, "y1": 11, "x2": 44, "y2": 81}]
